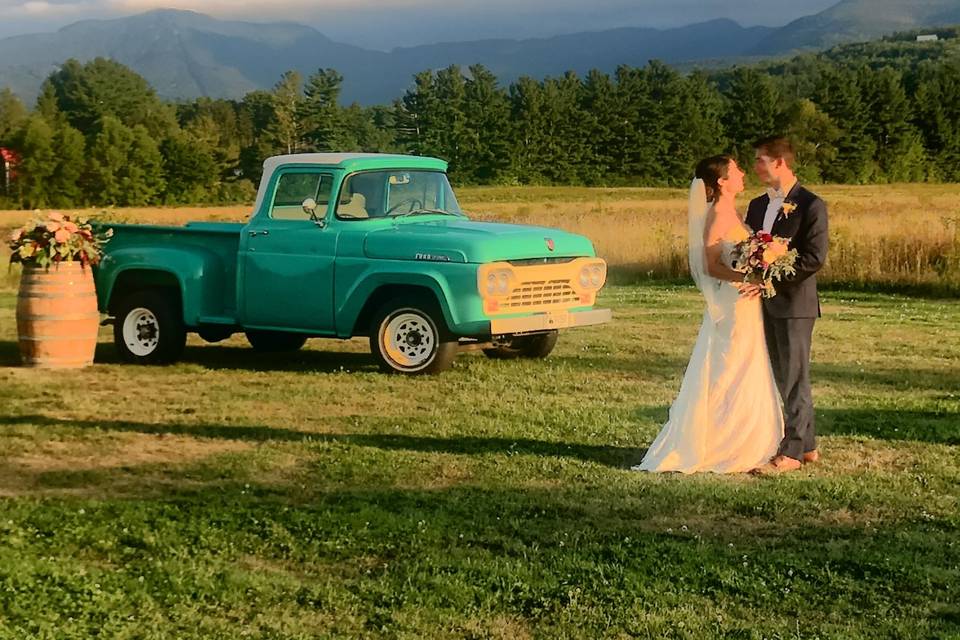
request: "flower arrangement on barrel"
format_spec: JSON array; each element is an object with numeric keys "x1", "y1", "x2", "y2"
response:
[
  {"x1": 8, "y1": 212, "x2": 112, "y2": 369},
  {"x1": 9, "y1": 211, "x2": 112, "y2": 268}
]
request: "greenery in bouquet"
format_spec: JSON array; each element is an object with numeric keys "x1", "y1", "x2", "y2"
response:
[
  {"x1": 8, "y1": 212, "x2": 113, "y2": 268},
  {"x1": 732, "y1": 230, "x2": 799, "y2": 298}
]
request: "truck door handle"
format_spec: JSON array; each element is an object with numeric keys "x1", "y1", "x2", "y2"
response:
[{"x1": 248, "y1": 230, "x2": 269, "y2": 237}]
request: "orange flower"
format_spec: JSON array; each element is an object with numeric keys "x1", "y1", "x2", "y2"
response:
[
  {"x1": 55, "y1": 228, "x2": 72, "y2": 243},
  {"x1": 48, "y1": 211, "x2": 65, "y2": 222},
  {"x1": 761, "y1": 240, "x2": 788, "y2": 265},
  {"x1": 9, "y1": 228, "x2": 23, "y2": 243},
  {"x1": 63, "y1": 221, "x2": 79, "y2": 233},
  {"x1": 46, "y1": 221, "x2": 62, "y2": 233}
]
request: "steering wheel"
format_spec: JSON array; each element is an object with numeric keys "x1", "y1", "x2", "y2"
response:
[{"x1": 385, "y1": 198, "x2": 423, "y2": 215}]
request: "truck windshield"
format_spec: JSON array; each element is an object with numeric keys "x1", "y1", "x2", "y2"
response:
[{"x1": 336, "y1": 170, "x2": 464, "y2": 220}]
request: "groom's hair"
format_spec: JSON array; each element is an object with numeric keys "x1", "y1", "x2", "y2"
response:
[{"x1": 753, "y1": 136, "x2": 796, "y2": 168}]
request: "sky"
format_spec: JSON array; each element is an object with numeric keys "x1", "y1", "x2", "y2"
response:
[{"x1": 0, "y1": 0, "x2": 841, "y2": 48}]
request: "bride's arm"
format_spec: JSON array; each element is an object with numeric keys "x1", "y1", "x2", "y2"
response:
[{"x1": 703, "y1": 213, "x2": 748, "y2": 283}]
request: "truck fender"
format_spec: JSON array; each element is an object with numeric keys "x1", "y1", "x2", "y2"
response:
[{"x1": 98, "y1": 247, "x2": 230, "y2": 326}]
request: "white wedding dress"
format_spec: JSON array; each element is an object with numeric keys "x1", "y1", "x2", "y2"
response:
[{"x1": 634, "y1": 181, "x2": 784, "y2": 473}]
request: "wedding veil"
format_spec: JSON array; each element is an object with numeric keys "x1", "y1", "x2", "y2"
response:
[{"x1": 687, "y1": 178, "x2": 724, "y2": 322}]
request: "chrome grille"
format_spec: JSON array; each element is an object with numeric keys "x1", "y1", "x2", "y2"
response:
[{"x1": 504, "y1": 279, "x2": 579, "y2": 309}]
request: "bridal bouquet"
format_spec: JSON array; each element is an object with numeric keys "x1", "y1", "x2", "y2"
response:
[{"x1": 731, "y1": 231, "x2": 798, "y2": 298}]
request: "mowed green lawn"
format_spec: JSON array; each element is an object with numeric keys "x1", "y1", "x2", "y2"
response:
[{"x1": 0, "y1": 285, "x2": 958, "y2": 639}]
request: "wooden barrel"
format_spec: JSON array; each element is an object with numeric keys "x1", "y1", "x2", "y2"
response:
[{"x1": 16, "y1": 263, "x2": 101, "y2": 369}]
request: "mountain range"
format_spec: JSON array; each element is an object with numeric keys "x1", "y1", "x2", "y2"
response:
[{"x1": 0, "y1": 0, "x2": 957, "y2": 106}]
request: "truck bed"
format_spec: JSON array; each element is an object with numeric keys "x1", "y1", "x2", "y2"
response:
[{"x1": 96, "y1": 222, "x2": 244, "y2": 323}]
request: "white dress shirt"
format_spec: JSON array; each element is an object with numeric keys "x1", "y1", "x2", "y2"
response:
[{"x1": 762, "y1": 178, "x2": 797, "y2": 233}]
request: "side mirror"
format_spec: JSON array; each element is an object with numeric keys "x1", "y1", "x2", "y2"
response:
[{"x1": 302, "y1": 198, "x2": 318, "y2": 219}]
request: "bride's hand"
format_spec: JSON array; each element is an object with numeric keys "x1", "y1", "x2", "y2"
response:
[{"x1": 735, "y1": 282, "x2": 762, "y2": 298}]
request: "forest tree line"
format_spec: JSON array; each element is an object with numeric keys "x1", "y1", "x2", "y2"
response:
[{"x1": 0, "y1": 27, "x2": 958, "y2": 209}]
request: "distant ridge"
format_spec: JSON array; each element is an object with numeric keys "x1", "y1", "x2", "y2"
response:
[
  {"x1": 0, "y1": 1, "x2": 957, "y2": 105},
  {"x1": 750, "y1": 0, "x2": 960, "y2": 53},
  {"x1": 0, "y1": 10, "x2": 773, "y2": 105}
]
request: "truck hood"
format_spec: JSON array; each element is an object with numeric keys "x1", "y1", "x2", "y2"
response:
[{"x1": 362, "y1": 219, "x2": 595, "y2": 263}]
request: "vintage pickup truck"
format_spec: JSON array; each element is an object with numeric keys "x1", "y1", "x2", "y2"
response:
[{"x1": 94, "y1": 153, "x2": 611, "y2": 374}]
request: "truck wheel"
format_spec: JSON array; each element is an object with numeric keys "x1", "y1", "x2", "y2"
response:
[
  {"x1": 245, "y1": 330, "x2": 308, "y2": 352},
  {"x1": 483, "y1": 331, "x2": 559, "y2": 360},
  {"x1": 370, "y1": 299, "x2": 458, "y2": 374},
  {"x1": 113, "y1": 290, "x2": 186, "y2": 364}
]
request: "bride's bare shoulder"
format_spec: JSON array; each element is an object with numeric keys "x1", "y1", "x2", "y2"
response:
[{"x1": 704, "y1": 205, "x2": 738, "y2": 241}]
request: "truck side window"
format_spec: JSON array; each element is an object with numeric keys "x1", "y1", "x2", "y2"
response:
[{"x1": 271, "y1": 172, "x2": 333, "y2": 220}]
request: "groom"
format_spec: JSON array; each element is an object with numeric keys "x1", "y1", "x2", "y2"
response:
[{"x1": 746, "y1": 137, "x2": 829, "y2": 474}]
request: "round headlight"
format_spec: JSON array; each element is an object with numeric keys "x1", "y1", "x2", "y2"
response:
[
  {"x1": 486, "y1": 274, "x2": 497, "y2": 295},
  {"x1": 590, "y1": 266, "x2": 603, "y2": 287},
  {"x1": 498, "y1": 273, "x2": 510, "y2": 294},
  {"x1": 580, "y1": 267, "x2": 591, "y2": 288}
]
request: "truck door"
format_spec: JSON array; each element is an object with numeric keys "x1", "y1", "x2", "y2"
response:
[{"x1": 240, "y1": 170, "x2": 337, "y2": 333}]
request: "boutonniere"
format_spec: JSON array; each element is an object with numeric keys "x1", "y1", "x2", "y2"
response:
[{"x1": 780, "y1": 201, "x2": 798, "y2": 219}]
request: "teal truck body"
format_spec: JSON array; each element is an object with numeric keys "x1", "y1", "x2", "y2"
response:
[{"x1": 95, "y1": 153, "x2": 611, "y2": 373}]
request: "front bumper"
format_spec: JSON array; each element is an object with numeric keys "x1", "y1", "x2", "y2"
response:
[{"x1": 489, "y1": 308, "x2": 612, "y2": 335}]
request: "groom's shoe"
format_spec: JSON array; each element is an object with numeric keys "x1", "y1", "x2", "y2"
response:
[
  {"x1": 803, "y1": 450, "x2": 820, "y2": 464},
  {"x1": 751, "y1": 455, "x2": 802, "y2": 476}
]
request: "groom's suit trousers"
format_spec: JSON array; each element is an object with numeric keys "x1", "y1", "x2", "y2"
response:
[{"x1": 763, "y1": 315, "x2": 816, "y2": 460}]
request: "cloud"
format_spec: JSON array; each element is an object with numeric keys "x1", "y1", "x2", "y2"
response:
[{"x1": 1, "y1": 0, "x2": 100, "y2": 18}]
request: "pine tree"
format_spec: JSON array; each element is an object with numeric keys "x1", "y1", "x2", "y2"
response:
[
  {"x1": 539, "y1": 72, "x2": 591, "y2": 184},
  {"x1": 395, "y1": 70, "x2": 441, "y2": 156},
  {"x1": 432, "y1": 66, "x2": 468, "y2": 179},
  {"x1": 301, "y1": 68, "x2": 344, "y2": 152},
  {"x1": 614, "y1": 65, "x2": 663, "y2": 183},
  {"x1": 459, "y1": 65, "x2": 512, "y2": 184},
  {"x1": 720, "y1": 67, "x2": 788, "y2": 166},
  {"x1": 861, "y1": 67, "x2": 927, "y2": 182},
  {"x1": 509, "y1": 76, "x2": 549, "y2": 184},
  {"x1": 812, "y1": 66, "x2": 878, "y2": 183},
  {"x1": 912, "y1": 59, "x2": 960, "y2": 182},
  {"x1": 579, "y1": 69, "x2": 620, "y2": 182}
]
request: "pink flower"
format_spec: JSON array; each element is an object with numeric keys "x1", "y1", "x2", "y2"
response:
[
  {"x1": 63, "y1": 221, "x2": 79, "y2": 233},
  {"x1": 46, "y1": 221, "x2": 62, "y2": 233},
  {"x1": 48, "y1": 211, "x2": 65, "y2": 222},
  {"x1": 55, "y1": 228, "x2": 72, "y2": 243}
]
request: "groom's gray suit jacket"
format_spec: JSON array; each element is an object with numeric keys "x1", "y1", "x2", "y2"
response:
[{"x1": 745, "y1": 183, "x2": 829, "y2": 318}]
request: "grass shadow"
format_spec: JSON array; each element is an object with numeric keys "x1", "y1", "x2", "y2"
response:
[
  {"x1": 0, "y1": 414, "x2": 645, "y2": 468},
  {"x1": 0, "y1": 340, "x2": 379, "y2": 373},
  {"x1": 0, "y1": 340, "x2": 19, "y2": 366},
  {"x1": 817, "y1": 407, "x2": 960, "y2": 446},
  {"x1": 179, "y1": 344, "x2": 377, "y2": 373},
  {"x1": 813, "y1": 362, "x2": 960, "y2": 394},
  {"x1": 631, "y1": 404, "x2": 960, "y2": 447}
]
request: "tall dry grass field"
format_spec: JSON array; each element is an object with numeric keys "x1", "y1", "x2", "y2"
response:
[
  {"x1": 458, "y1": 183, "x2": 960, "y2": 292},
  {"x1": 2, "y1": 183, "x2": 959, "y2": 292}
]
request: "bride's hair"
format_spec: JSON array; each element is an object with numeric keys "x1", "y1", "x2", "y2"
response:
[{"x1": 695, "y1": 155, "x2": 733, "y2": 203}]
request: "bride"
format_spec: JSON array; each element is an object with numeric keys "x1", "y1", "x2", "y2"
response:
[{"x1": 634, "y1": 156, "x2": 784, "y2": 473}]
